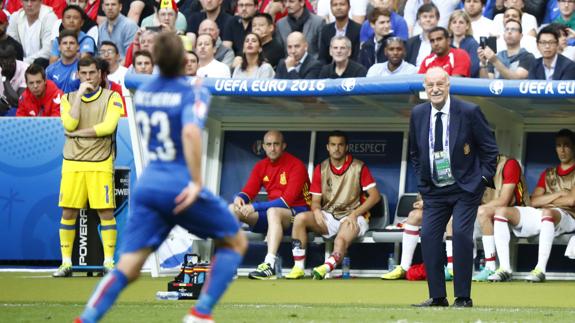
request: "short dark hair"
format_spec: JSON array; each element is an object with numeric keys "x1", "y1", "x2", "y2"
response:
[
  {"x1": 556, "y1": 128, "x2": 575, "y2": 147},
  {"x1": 384, "y1": 36, "x2": 405, "y2": 49},
  {"x1": 58, "y1": 29, "x2": 78, "y2": 44},
  {"x1": 62, "y1": 4, "x2": 86, "y2": 20},
  {"x1": 77, "y1": 56, "x2": 99, "y2": 71},
  {"x1": 134, "y1": 50, "x2": 153, "y2": 62},
  {"x1": 327, "y1": 130, "x2": 348, "y2": 145},
  {"x1": 197, "y1": 33, "x2": 216, "y2": 47},
  {"x1": 331, "y1": 0, "x2": 350, "y2": 6},
  {"x1": 417, "y1": 3, "x2": 440, "y2": 20},
  {"x1": 462, "y1": 0, "x2": 486, "y2": 5},
  {"x1": 153, "y1": 32, "x2": 185, "y2": 77},
  {"x1": 547, "y1": 22, "x2": 569, "y2": 38},
  {"x1": 504, "y1": 19, "x2": 522, "y2": 33},
  {"x1": 24, "y1": 64, "x2": 46, "y2": 82},
  {"x1": 100, "y1": 40, "x2": 119, "y2": 54},
  {"x1": 253, "y1": 12, "x2": 273, "y2": 25},
  {"x1": 95, "y1": 57, "x2": 110, "y2": 74},
  {"x1": 428, "y1": 26, "x2": 450, "y2": 39},
  {"x1": 537, "y1": 25, "x2": 560, "y2": 43},
  {"x1": 369, "y1": 8, "x2": 392, "y2": 24}
]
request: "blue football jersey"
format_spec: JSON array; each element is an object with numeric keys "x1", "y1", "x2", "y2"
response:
[{"x1": 133, "y1": 76, "x2": 210, "y2": 189}]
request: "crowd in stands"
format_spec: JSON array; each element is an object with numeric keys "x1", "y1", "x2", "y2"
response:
[{"x1": 2, "y1": 0, "x2": 575, "y2": 116}]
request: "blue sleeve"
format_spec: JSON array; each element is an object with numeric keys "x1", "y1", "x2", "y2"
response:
[
  {"x1": 182, "y1": 84, "x2": 211, "y2": 129},
  {"x1": 360, "y1": 21, "x2": 372, "y2": 43},
  {"x1": 50, "y1": 38, "x2": 59, "y2": 57},
  {"x1": 544, "y1": 0, "x2": 559, "y2": 24},
  {"x1": 392, "y1": 15, "x2": 409, "y2": 41},
  {"x1": 79, "y1": 36, "x2": 96, "y2": 54},
  {"x1": 483, "y1": 0, "x2": 495, "y2": 19},
  {"x1": 252, "y1": 198, "x2": 288, "y2": 211},
  {"x1": 462, "y1": 38, "x2": 480, "y2": 78}
]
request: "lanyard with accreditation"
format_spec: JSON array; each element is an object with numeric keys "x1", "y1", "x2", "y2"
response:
[{"x1": 429, "y1": 113, "x2": 455, "y2": 185}]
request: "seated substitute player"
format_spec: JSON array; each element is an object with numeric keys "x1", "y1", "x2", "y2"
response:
[
  {"x1": 53, "y1": 56, "x2": 124, "y2": 278},
  {"x1": 229, "y1": 130, "x2": 311, "y2": 280},
  {"x1": 285, "y1": 131, "x2": 380, "y2": 280},
  {"x1": 76, "y1": 33, "x2": 247, "y2": 323},
  {"x1": 490, "y1": 129, "x2": 575, "y2": 283}
]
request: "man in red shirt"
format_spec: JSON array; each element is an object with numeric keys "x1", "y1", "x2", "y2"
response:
[
  {"x1": 418, "y1": 26, "x2": 471, "y2": 77},
  {"x1": 490, "y1": 129, "x2": 575, "y2": 283},
  {"x1": 16, "y1": 64, "x2": 63, "y2": 117},
  {"x1": 229, "y1": 130, "x2": 311, "y2": 280},
  {"x1": 286, "y1": 131, "x2": 380, "y2": 280}
]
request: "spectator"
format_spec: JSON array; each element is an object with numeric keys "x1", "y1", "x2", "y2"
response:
[
  {"x1": 6, "y1": 0, "x2": 66, "y2": 18},
  {"x1": 448, "y1": 10, "x2": 480, "y2": 77},
  {"x1": 16, "y1": 64, "x2": 63, "y2": 117},
  {"x1": 259, "y1": 0, "x2": 314, "y2": 23},
  {"x1": 316, "y1": 0, "x2": 368, "y2": 24},
  {"x1": 123, "y1": 28, "x2": 159, "y2": 68},
  {"x1": 478, "y1": 19, "x2": 534, "y2": 79},
  {"x1": 549, "y1": 23, "x2": 575, "y2": 61},
  {"x1": 463, "y1": 0, "x2": 498, "y2": 43},
  {"x1": 99, "y1": 41, "x2": 128, "y2": 96},
  {"x1": 251, "y1": 13, "x2": 285, "y2": 68},
  {"x1": 405, "y1": 3, "x2": 439, "y2": 67},
  {"x1": 0, "y1": 10, "x2": 24, "y2": 61},
  {"x1": 0, "y1": 44, "x2": 28, "y2": 114},
  {"x1": 495, "y1": 7, "x2": 539, "y2": 58},
  {"x1": 528, "y1": 25, "x2": 575, "y2": 80},
  {"x1": 418, "y1": 26, "x2": 471, "y2": 77},
  {"x1": 232, "y1": 32, "x2": 275, "y2": 79},
  {"x1": 276, "y1": 0, "x2": 325, "y2": 59},
  {"x1": 196, "y1": 33, "x2": 231, "y2": 78},
  {"x1": 493, "y1": 0, "x2": 537, "y2": 37},
  {"x1": 95, "y1": 57, "x2": 126, "y2": 116},
  {"x1": 46, "y1": 30, "x2": 80, "y2": 92},
  {"x1": 554, "y1": 0, "x2": 575, "y2": 30},
  {"x1": 49, "y1": 5, "x2": 96, "y2": 64},
  {"x1": 404, "y1": 0, "x2": 459, "y2": 37},
  {"x1": 7, "y1": 0, "x2": 58, "y2": 66},
  {"x1": 360, "y1": 0, "x2": 408, "y2": 43},
  {"x1": 99, "y1": 0, "x2": 139, "y2": 59},
  {"x1": 69, "y1": 0, "x2": 99, "y2": 22},
  {"x1": 366, "y1": 36, "x2": 417, "y2": 76},
  {"x1": 51, "y1": 0, "x2": 99, "y2": 44},
  {"x1": 223, "y1": 0, "x2": 257, "y2": 57},
  {"x1": 186, "y1": 0, "x2": 233, "y2": 36},
  {"x1": 319, "y1": 35, "x2": 367, "y2": 78},
  {"x1": 180, "y1": 0, "x2": 236, "y2": 16},
  {"x1": 140, "y1": 0, "x2": 187, "y2": 33},
  {"x1": 359, "y1": 8, "x2": 394, "y2": 70},
  {"x1": 198, "y1": 19, "x2": 234, "y2": 67},
  {"x1": 133, "y1": 50, "x2": 154, "y2": 74},
  {"x1": 117, "y1": 0, "x2": 156, "y2": 26},
  {"x1": 318, "y1": 0, "x2": 361, "y2": 64},
  {"x1": 275, "y1": 31, "x2": 322, "y2": 79},
  {"x1": 184, "y1": 51, "x2": 198, "y2": 76}
]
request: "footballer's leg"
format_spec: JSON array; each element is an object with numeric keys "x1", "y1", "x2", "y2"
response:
[
  {"x1": 473, "y1": 205, "x2": 497, "y2": 281},
  {"x1": 53, "y1": 207, "x2": 79, "y2": 277},
  {"x1": 228, "y1": 203, "x2": 259, "y2": 227},
  {"x1": 313, "y1": 215, "x2": 362, "y2": 280},
  {"x1": 528, "y1": 209, "x2": 562, "y2": 283},
  {"x1": 489, "y1": 207, "x2": 522, "y2": 282},
  {"x1": 287, "y1": 211, "x2": 326, "y2": 279},
  {"x1": 383, "y1": 208, "x2": 423, "y2": 280},
  {"x1": 97, "y1": 209, "x2": 117, "y2": 273}
]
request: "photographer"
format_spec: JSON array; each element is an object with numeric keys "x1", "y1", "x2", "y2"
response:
[{"x1": 0, "y1": 44, "x2": 27, "y2": 116}]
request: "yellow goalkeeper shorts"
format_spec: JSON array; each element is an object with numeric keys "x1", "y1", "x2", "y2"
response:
[{"x1": 59, "y1": 171, "x2": 115, "y2": 209}]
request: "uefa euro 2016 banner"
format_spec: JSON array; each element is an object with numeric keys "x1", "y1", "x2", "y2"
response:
[{"x1": 125, "y1": 74, "x2": 575, "y2": 98}]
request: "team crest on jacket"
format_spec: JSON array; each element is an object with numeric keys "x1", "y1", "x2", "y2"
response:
[
  {"x1": 464, "y1": 143, "x2": 470, "y2": 155},
  {"x1": 280, "y1": 172, "x2": 287, "y2": 185}
]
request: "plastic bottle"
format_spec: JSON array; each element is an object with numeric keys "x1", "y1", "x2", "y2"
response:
[
  {"x1": 388, "y1": 253, "x2": 396, "y2": 271},
  {"x1": 275, "y1": 255, "x2": 283, "y2": 278},
  {"x1": 342, "y1": 256, "x2": 351, "y2": 279},
  {"x1": 156, "y1": 291, "x2": 180, "y2": 300}
]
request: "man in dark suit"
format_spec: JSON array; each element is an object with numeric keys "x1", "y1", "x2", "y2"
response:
[
  {"x1": 317, "y1": 0, "x2": 361, "y2": 64},
  {"x1": 275, "y1": 31, "x2": 322, "y2": 79},
  {"x1": 408, "y1": 67, "x2": 498, "y2": 308},
  {"x1": 528, "y1": 25, "x2": 575, "y2": 80}
]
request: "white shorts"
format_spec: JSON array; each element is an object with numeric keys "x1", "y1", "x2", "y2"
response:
[
  {"x1": 512, "y1": 207, "x2": 542, "y2": 238},
  {"x1": 321, "y1": 210, "x2": 369, "y2": 239},
  {"x1": 554, "y1": 208, "x2": 575, "y2": 236}
]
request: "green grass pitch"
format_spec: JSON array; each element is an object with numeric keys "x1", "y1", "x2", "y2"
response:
[{"x1": 1, "y1": 272, "x2": 574, "y2": 322}]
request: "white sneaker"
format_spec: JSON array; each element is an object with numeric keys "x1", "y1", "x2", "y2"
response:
[{"x1": 183, "y1": 311, "x2": 214, "y2": 323}]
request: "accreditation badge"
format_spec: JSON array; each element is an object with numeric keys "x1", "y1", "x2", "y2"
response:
[{"x1": 433, "y1": 151, "x2": 455, "y2": 183}]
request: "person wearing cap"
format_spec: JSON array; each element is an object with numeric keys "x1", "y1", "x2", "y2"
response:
[
  {"x1": 0, "y1": 10, "x2": 24, "y2": 61},
  {"x1": 0, "y1": 43, "x2": 28, "y2": 115},
  {"x1": 7, "y1": 0, "x2": 58, "y2": 67},
  {"x1": 140, "y1": 0, "x2": 188, "y2": 33}
]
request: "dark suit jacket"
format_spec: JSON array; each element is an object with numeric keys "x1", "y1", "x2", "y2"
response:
[
  {"x1": 318, "y1": 60, "x2": 367, "y2": 78},
  {"x1": 408, "y1": 97, "x2": 498, "y2": 195},
  {"x1": 359, "y1": 36, "x2": 390, "y2": 69},
  {"x1": 318, "y1": 20, "x2": 361, "y2": 64},
  {"x1": 405, "y1": 35, "x2": 423, "y2": 66},
  {"x1": 528, "y1": 54, "x2": 575, "y2": 80},
  {"x1": 275, "y1": 54, "x2": 323, "y2": 79}
]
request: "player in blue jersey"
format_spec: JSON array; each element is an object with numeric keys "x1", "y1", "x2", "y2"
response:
[{"x1": 75, "y1": 33, "x2": 247, "y2": 323}]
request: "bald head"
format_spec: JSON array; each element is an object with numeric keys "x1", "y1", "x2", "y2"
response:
[
  {"x1": 286, "y1": 32, "x2": 308, "y2": 62},
  {"x1": 262, "y1": 130, "x2": 286, "y2": 162},
  {"x1": 198, "y1": 19, "x2": 219, "y2": 41},
  {"x1": 424, "y1": 67, "x2": 450, "y2": 109}
]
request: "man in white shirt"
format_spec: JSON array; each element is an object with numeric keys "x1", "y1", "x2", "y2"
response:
[
  {"x1": 99, "y1": 41, "x2": 128, "y2": 95},
  {"x1": 404, "y1": 0, "x2": 459, "y2": 37},
  {"x1": 316, "y1": 0, "x2": 368, "y2": 24},
  {"x1": 367, "y1": 37, "x2": 417, "y2": 76},
  {"x1": 492, "y1": 0, "x2": 537, "y2": 37},
  {"x1": 463, "y1": 0, "x2": 498, "y2": 42}
]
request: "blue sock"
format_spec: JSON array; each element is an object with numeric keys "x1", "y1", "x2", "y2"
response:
[
  {"x1": 81, "y1": 269, "x2": 128, "y2": 323},
  {"x1": 194, "y1": 248, "x2": 242, "y2": 316}
]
